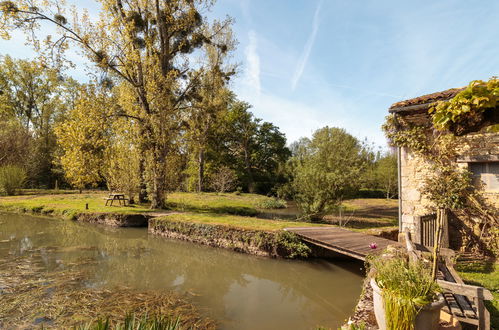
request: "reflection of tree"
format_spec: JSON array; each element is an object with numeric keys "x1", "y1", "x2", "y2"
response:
[{"x1": 0, "y1": 213, "x2": 364, "y2": 328}]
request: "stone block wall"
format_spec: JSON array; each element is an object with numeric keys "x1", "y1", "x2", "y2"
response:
[{"x1": 400, "y1": 132, "x2": 499, "y2": 239}]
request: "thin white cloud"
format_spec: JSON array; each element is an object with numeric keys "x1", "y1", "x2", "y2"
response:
[
  {"x1": 291, "y1": 0, "x2": 322, "y2": 90},
  {"x1": 243, "y1": 30, "x2": 261, "y2": 98}
]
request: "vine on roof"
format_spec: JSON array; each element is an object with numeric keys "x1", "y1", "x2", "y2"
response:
[{"x1": 430, "y1": 78, "x2": 499, "y2": 135}]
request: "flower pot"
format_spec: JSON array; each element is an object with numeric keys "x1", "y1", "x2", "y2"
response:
[{"x1": 371, "y1": 278, "x2": 445, "y2": 330}]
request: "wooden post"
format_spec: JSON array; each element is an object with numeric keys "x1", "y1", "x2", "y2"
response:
[
  {"x1": 414, "y1": 215, "x2": 422, "y2": 244},
  {"x1": 441, "y1": 210, "x2": 449, "y2": 248}
]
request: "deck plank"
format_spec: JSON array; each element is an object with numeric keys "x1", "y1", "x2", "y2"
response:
[{"x1": 285, "y1": 227, "x2": 400, "y2": 261}]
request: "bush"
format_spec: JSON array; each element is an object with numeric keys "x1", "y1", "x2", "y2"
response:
[
  {"x1": 257, "y1": 198, "x2": 287, "y2": 209},
  {"x1": 355, "y1": 188, "x2": 387, "y2": 199},
  {"x1": 0, "y1": 165, "x2": 26, "y2": 195}
]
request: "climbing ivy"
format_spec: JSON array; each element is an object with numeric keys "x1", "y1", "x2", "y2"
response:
[{"x1": 430, "y1": 78, "x2": 499, "y2": 135}]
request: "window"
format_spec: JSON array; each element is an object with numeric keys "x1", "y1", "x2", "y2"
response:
[{"x1": 469, "y1": 162, "x2": 499, "y2": 192}]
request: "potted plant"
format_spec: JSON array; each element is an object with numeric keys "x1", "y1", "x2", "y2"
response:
[{"x1": 368, "y1": 251, "x2": 444, "y2": 330}]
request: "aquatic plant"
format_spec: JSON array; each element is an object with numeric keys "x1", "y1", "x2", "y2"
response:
[
  {"x1": 0, "y1": 252, "x2": 215, "y2": 329},
  {"x1": 76, "y1": 314, "x2": 183, "y2": 330}
]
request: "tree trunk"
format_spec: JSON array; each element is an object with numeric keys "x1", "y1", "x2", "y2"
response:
[
  {"x1": 138, "y1": 155, "x2": 147, "y2": 203},
  {"x1": 243, "y1": 147, "x2": 254, "y2": 193},
  {"x1": 431, "y1": 208, "x2": 445, "y2": 280},
  {"x1": 198, "y1": 148, "x2": 205, "y2": 193},
  {"x1": 149, "y1": 145, "x2": 166, "y2": 209}
]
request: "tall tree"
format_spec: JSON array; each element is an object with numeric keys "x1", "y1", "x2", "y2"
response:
[
  {"x1": 54, "y1": 85, "x2": 112, "y2": 191},
  {"x1": 212, "y1": 100, "x2": 290, "y2": 193},
  {"x1": 375, "y1": 152, "x2": 398, "y2": 199},
  {"x1": 186, "y1": 22, "x2": 235, "y2": 192},
  {"x1": 0, "y1": 55, "x2": 78, "y2": 187},
  {"x1": 1, "y1": 0, "x2": 233, "y2": 208},
  {"x1": 288, "y1": 127, "x2": 369, "y2": 218}
]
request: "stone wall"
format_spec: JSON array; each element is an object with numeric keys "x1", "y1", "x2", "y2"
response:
[{"x1": 400, "y1": 132, "x2": 499, "y2": 242}]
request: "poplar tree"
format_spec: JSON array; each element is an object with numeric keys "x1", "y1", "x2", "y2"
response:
[{"x1": 1, "y1": 0, "x2": 232, "y2": 208}]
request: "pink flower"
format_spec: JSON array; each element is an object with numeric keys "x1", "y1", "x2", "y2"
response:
[{"x1": 369, "y1": 242, "x2": 378, "y2": 249}]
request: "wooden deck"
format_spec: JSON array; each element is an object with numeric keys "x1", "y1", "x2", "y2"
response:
[{"x1": 285, "y1": 227, "x2": 400, "y2": 261}]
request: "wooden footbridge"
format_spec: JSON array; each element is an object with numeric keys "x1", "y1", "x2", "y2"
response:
[{"x1": 285, "y1": 227, "x2": 400, "y2": 261}]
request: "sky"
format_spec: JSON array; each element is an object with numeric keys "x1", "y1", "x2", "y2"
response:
[{"x1": 2, "y1": 1, "x2": 499, "y2": 147}]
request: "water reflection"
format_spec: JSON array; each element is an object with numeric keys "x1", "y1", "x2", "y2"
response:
[{"x1": 0, "y1": 212, "x2": 363, "y2": 329}]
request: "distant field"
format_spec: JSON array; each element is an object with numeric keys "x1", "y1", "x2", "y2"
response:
[{"x1": 324, "y1": 198, "x2": 398, "y2": 228}]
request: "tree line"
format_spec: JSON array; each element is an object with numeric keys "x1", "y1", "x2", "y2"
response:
[{"x1": 0, "y1": 0, "x2": 396, "y2": 216}]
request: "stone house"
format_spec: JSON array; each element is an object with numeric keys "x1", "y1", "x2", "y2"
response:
[{"x1": 389, "y1": 88, "x2": 499, "y2": 250}]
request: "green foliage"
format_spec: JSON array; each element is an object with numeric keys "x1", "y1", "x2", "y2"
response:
[
  {"x1": 209, "y1": 99, "x2": 291, "y2": 194},
  {"x1": 430, "y1": 78, "x2": 499, "y2": 135},
  {"x1": 0, "y1": 165, "x2": 26, "y2": 195},
  {"x1": 287, "y1": 127, "x2": 369, "y2": 218},
  {"x1": 76, "y1": 314, "x2": 182, "y2": 330},
  {"x1": 420, "y1": 165, "x2": 473, "y2": 210},
  {"x1": 0, "y1": 56, "x2": 79, "y2": 188},
  {"x1": 55, "y1": 85, "x2": 112, "y2": 190},
  {"x1": 256, "y1": 198, "x2": 287, "y2": 209},
  {"x1": 382, "y1": 114, "x2": 429, "y2": 154},
  {"x1": 368, "y1": 252, "x2": 441, "y2": 330}
]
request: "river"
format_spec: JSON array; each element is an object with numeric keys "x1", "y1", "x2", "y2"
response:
[{"x1": 0, "y1": 212, "x2": 363, "y2": 329}]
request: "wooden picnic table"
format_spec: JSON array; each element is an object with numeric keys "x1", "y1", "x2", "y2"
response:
[{"x1": 105, "y1": 193, "x2": 128, "y2": 206}]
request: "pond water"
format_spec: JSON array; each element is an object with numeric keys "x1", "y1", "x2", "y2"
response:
[{"x1": 0, "y1": 212, "x2": 363, "y2": 330}]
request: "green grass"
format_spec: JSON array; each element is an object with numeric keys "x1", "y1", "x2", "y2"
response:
[
  {"x1": 157, "y1": 212, "x2": 327, "y2": 231},
  {"x1": 0, "y1": 192, "x2": 395, "y2": 233},
  {"x1": 0, "y1": 193, "x2": 156, "y2": 219},
  {"x1": 456, "y1": 260, "x2": 499, "y2": 328},
  {"x1": 166, "y1": 192, "x2": 274, "y2": 216}
]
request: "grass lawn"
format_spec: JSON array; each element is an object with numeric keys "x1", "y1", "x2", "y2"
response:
[
  {"x1": 0, "y1": 191, "x2": 399, "y2": 233},
  {"x1": 456, "y1": 260, "x2": 499, "y2": 328},
  {"x1": 156, "y1": 212, "x2": 327, "y2": 231},
  {"x1": 0, "y1": 193, "x2": 156, "y2": 219},
  {"x1": 166, "y1": 192, "x2": 272, "y2": 216}
]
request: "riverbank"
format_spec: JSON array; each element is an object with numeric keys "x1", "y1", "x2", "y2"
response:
[
  {"x1": 0, "y1": 192, "x2": 329, "y2": 258},
  {"x1": 149, "y1": 214, "x2": 321, "y2": 258}
]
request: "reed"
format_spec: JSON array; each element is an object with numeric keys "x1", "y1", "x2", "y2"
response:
[{"x1": 368, "y1": 252, "x2": 440, "y2": 330}]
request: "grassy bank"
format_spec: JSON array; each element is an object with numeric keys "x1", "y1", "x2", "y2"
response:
[
  {"x1": 456, "y1": 260, "x2": 499, "y2": 328},
  {"x1": 0, "y1": 193, "x2": 155, "y2": 220},
  {"x1": 149, "y1": 214, "x2": 318, "y2": 258}
]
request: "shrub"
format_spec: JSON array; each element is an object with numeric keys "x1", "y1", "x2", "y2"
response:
[
  {"x1": 0, "y1": 165, "x2": 26, "y2": 195},
  {"x1": 210, "y1": 166, "x2": 237, "y2": 193},
  {"x1": 257, "y1": 198, "x2": 287, "y2": 209}
]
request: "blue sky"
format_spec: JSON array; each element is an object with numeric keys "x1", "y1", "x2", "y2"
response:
[{"x1": 2, "y1": 1, "x2": 499, "y2": 146}]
